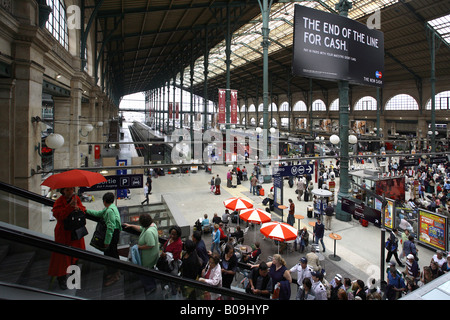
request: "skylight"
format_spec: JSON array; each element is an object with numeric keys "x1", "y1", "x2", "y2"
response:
[{"x1": 427, "y1": 13, "x2": 450, "y2": 46}]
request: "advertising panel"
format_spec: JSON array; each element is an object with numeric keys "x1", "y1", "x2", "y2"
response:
[
  {"x1": 375, "y1": 177, "x2": 405, "y2": 201},
  {"x1": 384, "y1": 198, "x2": 395, "y2": 230},
  {"x1": 418, "y1": 209, "x2": 447, "y2": 251},
  {"x1": 218, "y1": 89, "x2": 226, "y2": 124},
  {"x1": 230, "y1": 89, "x2": 238, "y2": 124},
  {"x1": 341, "y1": 198, "x2": 381, "y2": 227},
  {"x1": 292, "y1": 5, "x2": 384, "y2": 87}
]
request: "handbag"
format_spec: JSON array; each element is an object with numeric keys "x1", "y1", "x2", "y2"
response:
[
  {"x1": 64, "y1": 210, "x2": 86, "y2": 231},
  {"x1": 71, "y1": 226, "x2": 88, "y2": 241},
  {"x1": 64, "y1": 210, "x2": 88, "y2": 241},
  {"x1": 90, "y1": 220, "x2": 107, "y2": 251}
]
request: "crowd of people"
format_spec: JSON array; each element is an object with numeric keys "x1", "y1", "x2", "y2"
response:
[
  {"x1": 47, "y1": 155, "x2": 450, "y2": 300},
  {"x1": 403, "y1": 160, "x2": 450, "y2": 216}
]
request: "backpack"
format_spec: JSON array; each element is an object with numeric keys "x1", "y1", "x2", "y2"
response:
[
  {"x1": 385, "y1": 237, "x2": 397, "y2": 251},
  {"x1": 385, "y1": 239, "x2": 391, "y2": 250}
]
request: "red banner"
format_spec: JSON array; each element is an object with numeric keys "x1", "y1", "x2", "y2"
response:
[
  {"x1": 175, "y1": 102, "x2": 179, "y2": 119},
  {"x1": 169, "y1": 102, "x2": 173, "y2": 119},
  {"x1": 218, "y1": 88, "x2": 226, "y2": 124},
  {"x1": 231, "y1": 89, "x2": 238, "y2": 124}
]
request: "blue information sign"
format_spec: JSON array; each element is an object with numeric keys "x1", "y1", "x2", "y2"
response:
[
  {"x1": 79, "y1": 174, "x2": 144, "y2": 192},
  {"x1": 273, "y1": 164, "x2": 314, "y2": 177}
]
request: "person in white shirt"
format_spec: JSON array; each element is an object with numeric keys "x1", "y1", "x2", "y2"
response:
[
  {"x1": 431, "y1": 250, "x2": 446, "y2": 268},
  {"x1": 311, "y1": 271, "x2": 327, "y2": 300},
  {"x1": 290, "y1": 257, "x2": 312, "y2": 287}
]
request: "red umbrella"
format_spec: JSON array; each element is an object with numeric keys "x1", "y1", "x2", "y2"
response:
[
  {"x1": 239, "y1": 208, "x2": 271, "y2": 224},
  {"x1": 260, "y1": 221, "x2": 297, "y2": 242},
  {"x1": 41, "y1": 169, "x2": 107, "y2": 189},
  {"x1": 223, "y1": 197, "x2": 253, "y2": 211},
  {"x1": 260, "y1": 221, "x2": 297, "y2": 254}
]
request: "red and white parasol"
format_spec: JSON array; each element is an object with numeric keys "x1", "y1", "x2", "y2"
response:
[
  {"x1": 260, "y1": 221, "x2": 297, "y2": 242},
  {"x1": 239, "y1": 208, "x2": 271, "y2": 225},
  {"x1": 223, "y1": 197, "x2": 253, "y2": 211}
]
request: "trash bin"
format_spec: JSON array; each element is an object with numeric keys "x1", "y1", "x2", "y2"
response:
[{"x1": 307, "y1": 206, "x2": 313, "y2": 218}]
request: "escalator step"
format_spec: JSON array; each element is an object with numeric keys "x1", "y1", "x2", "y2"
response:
[
  {"x1": 0, "y1": 251, "x2": 35, "y2": 284},
  {"x1": 0, "y1": 245, "x2": 9, "y2": 262}
]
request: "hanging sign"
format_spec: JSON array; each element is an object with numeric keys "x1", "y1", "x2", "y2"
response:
[
  {"x1": 218, "y1": 88, "x2": 226, "y2": 124},
  {"x1": 292, "y1": 5, "x2": 384, "y2": 87}
]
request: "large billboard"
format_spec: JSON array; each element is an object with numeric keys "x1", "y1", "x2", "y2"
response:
[
  {"x1": 375, "y1": 177, "x2": 405, "y2": 202},
  {"x1": 418, "y1": 209, "x2": 447, "y2": 251},
  {"x1": 292, "y1": 5, "x2": 384, "y2": 87}
]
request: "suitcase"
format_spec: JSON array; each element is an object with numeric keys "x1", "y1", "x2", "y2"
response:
[
  {"x1": 304, "y1": 191, "x2": 309, "y2": 202},
  {"x1": 360, "y1": 219, "x2": 369, "y2": 227},
  {"x1": 307, "y1": 207, "x2": 313, "y2": 218},
  {"x1": 259, "y1": 187, "x2": 265, "y2": 196}
]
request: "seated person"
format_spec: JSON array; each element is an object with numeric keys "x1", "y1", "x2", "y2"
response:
[
  {"x1": 238, "y1": 253, "x2": 252, "y2": 287},
  {"x1": 218, "y1": 222, "x2": 228, "y2": 243},
  {"x1": 245, "y1": 261, "x2": 273, "y2": 298},
  {"x1": 201, "y1": 214, "x2": 210, "y2": 232},
  {"x1": 249, "y1": 242, "x2": 261, "y2": 262},
  {"x1": 229, "y1": 225, "x2": 244, "y2": 242},
  {"x1": 222, "y1": 210, "x2": 230, "y2": 224},
  {"x1": 212, "y1": 213, "x2": 221, "y2": 225}
]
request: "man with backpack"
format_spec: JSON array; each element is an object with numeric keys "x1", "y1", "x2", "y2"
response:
[{"x1": 385, "y1": 228, "x2": 405, "y2": 268}]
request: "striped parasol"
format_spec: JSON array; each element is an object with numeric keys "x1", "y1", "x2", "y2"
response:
[
  {"x1": 260, "y1": 221, "x2": 297, "y2": 242},
  {"x1": 223, "y1": 197, "x2": 253, "y2": 211},
  {"x1": 239, "y1": 208, "x2": 271, "y2": 225}
]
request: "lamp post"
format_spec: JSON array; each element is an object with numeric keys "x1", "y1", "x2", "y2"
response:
[
  {"x1": 258, "y1": 0, "x2": 272, "y2": 160},
  {"x1": 334, "y1": 0, "x2": 353, "y2": 222},
  {"x1": 330, "y1": 133, "x2": 357, "y2": 204}
]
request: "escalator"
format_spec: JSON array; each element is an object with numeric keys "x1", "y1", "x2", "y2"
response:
[{"x1": 0, "y1": 181, "x2": 263, "y2": 300}]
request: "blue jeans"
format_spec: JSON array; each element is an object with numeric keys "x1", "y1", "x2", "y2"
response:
[
  {"x1": 315, "y1": 237, "x2": 325, "y2": 251},
  {"x1": 211, "y1": 242, "x2": 221, "y2": 254}
]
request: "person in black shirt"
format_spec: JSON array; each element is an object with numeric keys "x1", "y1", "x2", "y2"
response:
[{"x1": 246, "y1": 261, "x2": 273, "y2": 298}]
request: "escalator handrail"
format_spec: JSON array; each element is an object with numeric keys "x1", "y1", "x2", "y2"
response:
[
  {"x1": 0, "y1": 181, "x2": 54, "y2": 207},
  {"x1": 0, "y1": 181, "x2": 162, "y2": 244},
  {"x1": 0, "y1": 182, "x2": 265, "y2": 300},
  {"x1": 0, "y1": 223, "x2": 265, "y2": 300}
]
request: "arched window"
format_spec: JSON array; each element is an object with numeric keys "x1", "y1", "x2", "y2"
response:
[
  {"x1": 258, "y1": 103, "x2": 264, "y2": 112},
  {"x1": 241, "y1": 105, "x2": 246, "y2": 112},
  {"x1": 312, "y1": 99, "x2": 326, "y2": 111},
  {"x1": 293, "y1": 101, "x2": 307, "y2": 111},
  {"x1": 248, "y1": 104, "x2": 255, "y2": 112},
  {"x1": 330, "y1": 99, "x2": 339, "y2": 111},
  {"x1": 426, "y1": 91, "x2": 450, "y2": 110},
  {"x1": 279, "y1": 101, "x2": 289, "y2": 111},
  {"x1": 385, "y1": 94, "x2": 419, "y2": 110},
  {"x1": 45, "y1": 0, "x2": 69, "y2": 50},
  {"x1": 354, "y1": 96, "x2": 377, "y2": 111},
  {"x1": 270, "y1": 103, "x2": 277, "y2": 112},
  {"x1": 271, "y1": 118, "x2": 277, "y2": 128}
]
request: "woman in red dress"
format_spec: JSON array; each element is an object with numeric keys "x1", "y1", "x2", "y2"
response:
[{"x1": 48, "y1": 187, "x2": 86, "y2": 289}]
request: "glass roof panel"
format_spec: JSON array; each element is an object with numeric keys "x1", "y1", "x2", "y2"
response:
[{"x1": 427, "y1": 13, "x2": 450, "y2": 46}]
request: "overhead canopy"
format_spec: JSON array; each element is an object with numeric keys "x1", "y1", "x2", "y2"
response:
[{"x1": 93, "y1": 0, "x2": 450, "y2": 101}]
